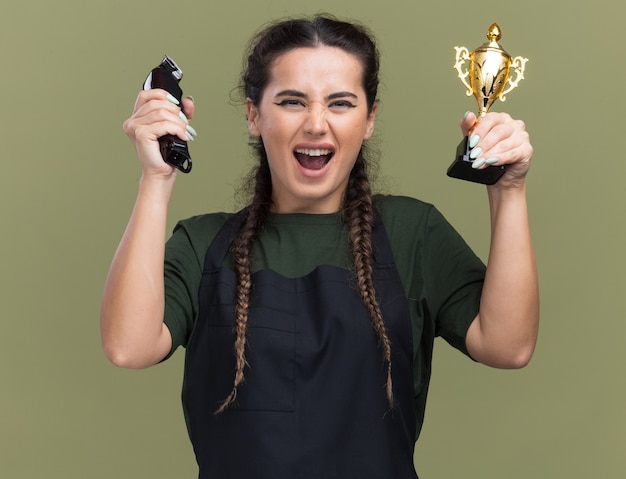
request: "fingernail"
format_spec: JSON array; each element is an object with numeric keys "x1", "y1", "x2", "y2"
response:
[
  {"x1": 186, "y1": 124, "x2": 197, "y2": 137},
  {"x1": 186, "y1": 133, "x2": 195, "y2": 142},
  {"x1": 186, "y1": 95, "x2": 195, "y2": 103},
  {"x1": 486, "y1": 157, "x2": 499, "y2": 165},
  {"x1": 166, "y1": 93, "x2": 180, "y2": 105},
  {"x1": 463, "y1": 111, "x2": 470, "y2": 120},
  {"x1": 469, "y1": 146, "x2": 482, "y2": 159},
  {"x1": 472, "y1": 158, "x2": 487, "y2": 169},
  {"x1": 469, "y1": 135, "x2": 480, "y2": 148},
  {"x1": 179, "y1": 111, "x2": 189, "y2": 124}
]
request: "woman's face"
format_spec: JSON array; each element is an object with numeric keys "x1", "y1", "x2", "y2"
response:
[{"x1": 246, "y1": 46, "x2": 377, "y2": 214}]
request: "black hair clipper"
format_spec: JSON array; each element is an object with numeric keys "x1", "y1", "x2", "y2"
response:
[{"x1": 143, "y1": 55, "x2": 192, "y2": 173}]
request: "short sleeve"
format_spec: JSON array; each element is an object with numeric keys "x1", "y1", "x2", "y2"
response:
[
  {"x1": 163, "y1": 213, "x2": 230, "y2": 359},
  {"x1": 423, "y1": 207, "x2": 485, "y2": 356}
]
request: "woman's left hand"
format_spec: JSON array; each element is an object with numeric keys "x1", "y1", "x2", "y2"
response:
[{"x1": 460, "y1": 111, "x2": 533, "y2": 189}]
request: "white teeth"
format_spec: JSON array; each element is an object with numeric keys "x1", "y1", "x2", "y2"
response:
[{"x1": 295, "y1": 148, "x2": 332, "y2": 157}]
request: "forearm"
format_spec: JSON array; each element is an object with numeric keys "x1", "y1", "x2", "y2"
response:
[
  {"x1": 100, "y1": 175, "x2": 175, "y2": 368},
  {"x1": 467, "y1": 183, "x2": 539, "y2": 368}
]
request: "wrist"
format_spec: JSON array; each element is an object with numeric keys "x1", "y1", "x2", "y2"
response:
[
  {"x1": 487, "y1": 180, "x2": 527, "y2": 202},
  {"x1": 137, "y1": 172, "x2": 177, "y2": 205},
  {"x1": 487, "y1": 182, "x2": 529, "y2": 226}
]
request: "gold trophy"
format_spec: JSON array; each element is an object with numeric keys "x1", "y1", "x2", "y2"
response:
[{"x1": 447, "y1": 23, "x2": 528, "y2": 184}]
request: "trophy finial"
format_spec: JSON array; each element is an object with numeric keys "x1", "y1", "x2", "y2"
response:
[{"x1": 487, "y1": 23, "x2": 501, "y2": 43}]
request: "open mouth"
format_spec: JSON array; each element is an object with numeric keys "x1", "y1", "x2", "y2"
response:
[{"x1": 294, "y1": 148, "x2": 334, "y2": 171}]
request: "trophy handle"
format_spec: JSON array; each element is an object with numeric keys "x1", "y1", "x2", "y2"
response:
[
  {"x1": 499, "y1": 55, "x2": 528, "y2": 102},
  {"x1": 453, "y1": 46, "x2": 473, "y2": 96}
]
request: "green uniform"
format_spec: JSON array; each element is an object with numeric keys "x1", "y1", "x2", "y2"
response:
[{"x1": 163, "y1": 194, "x2": 485, "y2": 438}]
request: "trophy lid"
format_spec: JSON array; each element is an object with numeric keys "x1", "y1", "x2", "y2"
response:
[{"x1": 473, "y1": 23, "x2": 510, "y2": 59}]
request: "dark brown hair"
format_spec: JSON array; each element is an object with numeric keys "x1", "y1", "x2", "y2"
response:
[{"x1": 216, "y1": 15, "x2": 392, "y2": 413}]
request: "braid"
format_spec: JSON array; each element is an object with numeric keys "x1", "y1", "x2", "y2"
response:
[
  {"x1": 343, "y1": 152, "x2": 394, "y2": 408},
  {"x1": 215, "y1": 158, "x2": 272, "y2": 414}
]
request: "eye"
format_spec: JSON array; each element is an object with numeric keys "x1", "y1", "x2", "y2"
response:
[
  {"x1": 329, "y1": 100, "x2": 356, "y2": 109},
  {"x1": 275, "y1": 99, "x2": 305, "y2": 108}
]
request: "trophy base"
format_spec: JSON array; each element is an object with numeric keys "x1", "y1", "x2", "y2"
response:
[{"x1": 447, "y1": 136, "x2": 505, "y2": 185}]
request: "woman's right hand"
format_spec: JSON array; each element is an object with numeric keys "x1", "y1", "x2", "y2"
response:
[
  {"x1": 122, "y1": 89, "x2": 196, "y2": 178},
  {"x1": 102, "y1": 89, "x2": 196, "y2": 369}
]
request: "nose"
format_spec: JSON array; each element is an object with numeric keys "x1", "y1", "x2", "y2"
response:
[{"x1": 304, "y1": 102, "x2": 328, "y2": 137}]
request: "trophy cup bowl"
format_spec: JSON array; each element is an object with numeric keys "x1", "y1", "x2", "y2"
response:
[{"x1": 447, "y1": 23, "x2": 528, "y2": 184}]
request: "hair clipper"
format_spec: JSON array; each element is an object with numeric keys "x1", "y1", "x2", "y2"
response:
[{"x1": 143, "y1": 56, "x2": 192, "y2": 173}]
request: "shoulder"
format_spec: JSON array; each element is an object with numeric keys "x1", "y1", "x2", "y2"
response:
[
  {"x1": 174, "y1": 212, "x2": 234, "y2": 237},
  {"x1": 374, "y1": 194, "x2": 434, "y2": 214},
  {"x1": 167, "y1": 212, "x2": 235, "y2": 264},
  {"x1": 373, "y1": 194, "x2": 467, "y2": 256},
  {"x1": 374, "y1": 194, "x2": 438, "y2": 233}
]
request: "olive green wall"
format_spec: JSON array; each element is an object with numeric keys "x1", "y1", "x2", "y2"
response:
[{"x1": 1, "y1": 0, "x2": 623, "y2": 477}]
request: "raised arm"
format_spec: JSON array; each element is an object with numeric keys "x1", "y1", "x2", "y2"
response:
[
  {"x1": 100, "y1": 90, "x2": 196, "y2": 368},
  {"x1": 462, "y1": 111, "x2": 540, "y2": 368}
]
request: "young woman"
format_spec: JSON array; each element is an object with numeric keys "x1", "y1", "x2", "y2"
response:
[{"x1": 101, "y1": 15, "x2": 538, "y2": 478}]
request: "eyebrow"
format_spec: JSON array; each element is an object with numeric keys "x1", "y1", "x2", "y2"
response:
[{"x1": 274, "y1": 89, "x2": 359, "y2": 101}]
